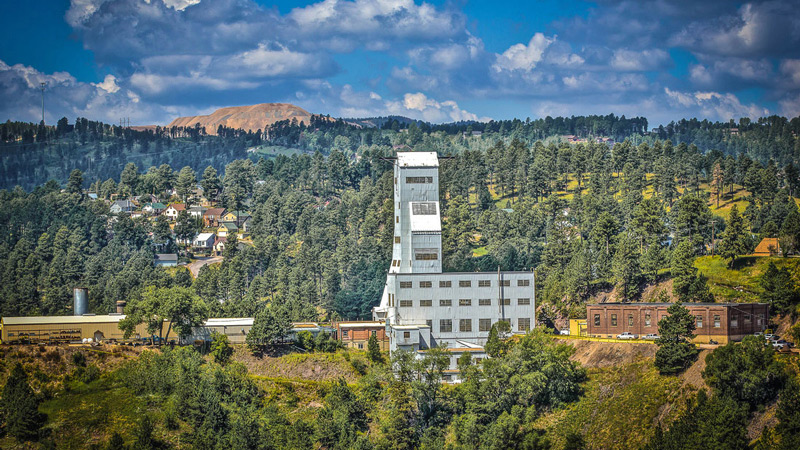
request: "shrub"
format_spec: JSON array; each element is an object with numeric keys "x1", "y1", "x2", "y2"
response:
[{"x1": 72, "y1": 351, "x2": 87, "y2": 367}]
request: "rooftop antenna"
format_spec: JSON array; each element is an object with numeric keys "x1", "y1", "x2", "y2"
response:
[{"x1": 39, "y1": 82, "x2": 46, "y2": 124}]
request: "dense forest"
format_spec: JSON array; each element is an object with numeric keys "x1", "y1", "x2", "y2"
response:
[{"x1": 2, "y1": 113, "x2": 800, "y2": 323}]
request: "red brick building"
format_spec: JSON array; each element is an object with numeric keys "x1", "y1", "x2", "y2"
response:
[
  {"x1": 586, "y1": 302, "x2": 769, "y2": 344},
  {"x1": 335, "y1": 321, "x2": 389, "y2": 351}
]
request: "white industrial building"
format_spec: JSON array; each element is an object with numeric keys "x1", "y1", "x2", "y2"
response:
[{"x1": 372, "y1": 152, "x2": 535, "y2": 379}]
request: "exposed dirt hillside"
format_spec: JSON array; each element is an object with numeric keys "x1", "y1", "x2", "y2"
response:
[{"x1": 168, "y1": 103, "x2": 312, "y2": 135}]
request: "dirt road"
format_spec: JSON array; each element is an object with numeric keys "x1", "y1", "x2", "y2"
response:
[{"x1": 188, "y1": 256, "x2": 223, "y2": 277}]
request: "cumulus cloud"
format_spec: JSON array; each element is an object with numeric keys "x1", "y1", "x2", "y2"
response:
[
  {"x1": 493, "y1": 33, "x2": 554, "y2": 72},
  {"x1": 610, "y1": 49, "x2": 671, "y2": 71},
  {"x1": 0, "y1": 60, "x2": 176, "y2": 124},
  {"x1": 664, "y1": 87, "x2": 769, "y2": 121}
]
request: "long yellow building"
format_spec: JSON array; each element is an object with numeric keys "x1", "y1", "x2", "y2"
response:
[{"x1": 0, "y1": 315, "x2": 178, "y2": 344}]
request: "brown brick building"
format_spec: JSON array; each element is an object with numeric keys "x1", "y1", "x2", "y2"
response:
[
  {"x1": 586, "y1": 302, "x2": 769, "y2": 344},
  {"x1": 335, "y1": 321, "x2": 389, "y2": 351}
]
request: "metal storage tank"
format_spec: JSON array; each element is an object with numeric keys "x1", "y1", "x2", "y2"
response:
[{"x1": 73, "y1": 288, "x2": 88, "y2": 316}]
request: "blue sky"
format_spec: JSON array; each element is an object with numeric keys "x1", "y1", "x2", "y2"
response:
[{"x1": 1, "y1": 0, "x2": 798, "y2": 126}]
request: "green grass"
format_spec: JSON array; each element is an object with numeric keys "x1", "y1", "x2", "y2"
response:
[
  {"x1": 694, "y1": 255, "x2": 800, "y2": 302},
  {"x1": 251, "y1": 145, "x2": 306, "y2": 158},
  {"x1": 472, "y1": 246, "x2": 488, "y2": 257},
  {"x1": 536, "y1": 361, "x2": 691, "y2": 450},
  {"x1": 38, "y1": 376, "x2": 147, "y2": 450}
]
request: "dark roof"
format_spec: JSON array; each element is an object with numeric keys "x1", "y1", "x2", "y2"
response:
[{"x1": 591, "y1": 302, "x2": 768, "y2": 307}]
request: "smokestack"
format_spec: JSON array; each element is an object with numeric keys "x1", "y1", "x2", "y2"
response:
[
  {"x1": 116, "y1": 301, "x2": 127, "y2": 314},
  {"x1": 73, "y1": 288, "x2": 88, "y2": 316}
]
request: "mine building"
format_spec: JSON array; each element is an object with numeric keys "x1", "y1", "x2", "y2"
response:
[
  {"x1": 372, "y1": 152, "x2": 535, "y2": 379},
  {"x1": 586, "y1": 302, "x2": 769, "y2": 344}
]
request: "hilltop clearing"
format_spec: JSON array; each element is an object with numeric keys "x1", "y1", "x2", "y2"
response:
[{"x1": 168, "y1": 103, "x2": 312, "y2": 135}]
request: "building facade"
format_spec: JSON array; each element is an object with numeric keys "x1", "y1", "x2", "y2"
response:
[
  {"x1": 335, "y1": 321, "x2": 390, "y2": 351},
  {"x1": 586, "y1": 302, "x2": 769, "y2": 344},
  {"x1": 372, "y1": 152, "x2": 535, "y2": 371}
]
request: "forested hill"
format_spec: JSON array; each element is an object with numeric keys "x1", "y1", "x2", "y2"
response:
[{"x1": 1, "y1": 113, "x2": 798, "y2": 191}]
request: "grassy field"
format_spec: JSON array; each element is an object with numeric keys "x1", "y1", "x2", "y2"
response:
[
  {"x1": 249, "y1": 145, "x2": 307, "y2": 158},
  {"x1": 694, "y1": 255, "x2": 800, "y2": 302},
  {"x1": 536, "y1": 360, "x2": 692, "y2": 450}
]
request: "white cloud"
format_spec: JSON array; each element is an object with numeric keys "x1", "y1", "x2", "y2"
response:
[
  {"x1": 779, "y1": 93, "x2": 800, "y2": 118},
  {"x1": 94, "y1": 74, "x2": 120, "y2": 93},
  {"x1": 664, "y1": 87, "x2": 768, "y2": 121},
  {"x1": 610, "y1": 49, "x2": 670, "y2": 71},
  {"x1": 493, "y1": 33, "x2": 553, "y2": 72}
]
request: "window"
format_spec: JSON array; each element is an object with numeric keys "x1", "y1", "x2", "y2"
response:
[
  {"x1": 479, "y1": 319, "x2": 492, "y2": 331},
  {"x1": 342, "y1": 330, "x2": 349, "y2": 338},
  {"x1": 501, "y1": 280, "x2": 511, "y2": 287},
  {"x1": 478, "y1": 280, "x2": 491, "y2": 287},
  {"x1": 501, "y1": 298, "x2": 511, "y2": 305},
  {"x1": 358, "y1": 343, "x2": 363, "y2": 349},
  {"x1": 518, "y1": 298, "x2": 531, "y2": 306},
  {"x1": 714, "y1": 315, "x2": 721, "y2": 328},
  {"x1": 439, "y1": 280, "x2": 452, "y2": 288},
  {"x1": 420, "y1": 299, "x2": 432, "y2": 307},
  {"x1": 644, "y1": 313, "x2": 651, "y2": 327},
  {"x1": 594, "y1": 314, "x2": 601, "y2": 326},
  {"x1": 415, "y1": 250, "x2": 439, "y2": 260},
  {"x1": 519, "y1": 318, "x2": 531, "y2": 331},
  {"x1": 419, "y1": 281, "x2": 432, "y2": 288},
  {"x1": 440, "y1": 319, "x2": 452, "y2": 332},
  {"x1": 440, "y1": 299, "x2": 452, "y2": 307},
  {"x1": 611, "y1": 314, "x2": 618, "y2": 326},
  {"x1": 394, "y1": 236, "x2": 401, "y2": 243},
  {"x1": 396, "y1": 216, "x2": 399, "y2": 223},
  {"x1": 731, "y1": 315, "x2": 738, "y2": 328},
  {"x1": 406, "y1": 176, "x2": 433, "y2": 183},
  {"x1": 399, "y1": 300, "x2": 413, "y2": 308},
  {"x1": 459, "y1": 280, "x2": 472, "y2": 288},
  {"x1": 403, "y1": 331, "x2": 411, "y2": 339},
  {"x1": 459, "y1": 298, "x2": 472, "y2": 306},
  {"x1": 696, "y1": 315, "x2": 703, "y2": 328},
  {"x1": 426, "y1": 320, "x2": 432, "y2": 328},
  {"x1": 479, "y1": 298, "x2": 491, "y2": 306},
  {"x1": 399, "y1": 281, "x2": 412, "y2": 288},
  {"x1": 757, "y1": 314, "x2": 764, "y2": 326},
  {"x1": 459, "y1": 319, "x2": 472, "y2": 332},
  {"x1": 411, "y1": 202, "x2": 437, "y2": 215},
  {"x1": 744, "y1": 314, "x2": 751, "y2": 325},
  {"x1": 628, "y1": 314, "x2": 634, "y2": 327}
]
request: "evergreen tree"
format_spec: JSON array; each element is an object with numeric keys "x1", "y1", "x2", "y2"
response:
[
  {"x1": 655, "y1": 302, "x2": 698, "y2": 375},
  {"x1": 717, "y1": 205, "x2": 751, "y2": 267},
  {"x1": 66, "y1": 168, "x2": 84, "y2": 194},
  {"x1": 671, "y1": 240, "x2": 713, "y2": 302},
  {"x1": 0, "y1": 363, "x2": 44, "y2": 441},
  {"x1": 759, "y1": 262, "x2": 800, "y2": 315},
  {"x1": 246, "y1": 305, "x2": 291, "y2": 351},
  {"x1": 367, "y1": 333, "x2": 383, "y2": 364},
  {"x1": 612, "y1": 234, "x2": 641, "y2": 300}
]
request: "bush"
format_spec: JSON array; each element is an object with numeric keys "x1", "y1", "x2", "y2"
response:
[
  {"x1": 72, "y1": 351, "x2": 87, "y2": 367},
  {"x1": 210, "y1": 332, "x2": 233, "y2": 365}
]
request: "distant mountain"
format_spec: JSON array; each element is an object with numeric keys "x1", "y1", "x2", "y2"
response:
[{"x1": 168, "y1": 103, "x2": 312, "y2": 135}]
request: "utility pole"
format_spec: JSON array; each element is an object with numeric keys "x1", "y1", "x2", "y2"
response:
[{"x1": 39, "y1": 82, "x2": 46, "y2": 124}]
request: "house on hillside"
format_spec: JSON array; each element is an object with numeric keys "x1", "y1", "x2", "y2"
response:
[
  {"x1": 221, "y1": 211, "x2": 251, "y2": 225},
  {"x1": 753, "y1": 238, "x2": 781, "y2": 256},
  {"x1": 143, "y1": 202, "x2": 167, "y2": 215},
  {"x1": 217, "y1": 222, "x2": 238, "y2": 238},
  {"x1": 110, "y1": 199, "x2": 135, "y2": 214},
  {"x1": 213, "y1": 236, "x2": 227, "y2": 255},
  {"x1": 193, "y1": 232, "x2": 216, "y2": 250},
  {"x1": 203, "y1": 208, "x2": 226, "y2": 227},
  {"x1": 164, "y1": 203, "x2": 186, "y2": 220},
  {"x1": 189, "y1": 205, "x2": 207, "y2": 219},
  {"x1": 154, "y1": 253, "x2": 178, "y2": 267}
]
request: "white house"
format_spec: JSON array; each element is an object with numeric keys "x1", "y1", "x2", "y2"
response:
[
  {"x1": 164, "y1": 203, "x2": 186, "y2": 220},
  {"x1": 193, "y1": 232, "x2": 216, "y2": 249}
]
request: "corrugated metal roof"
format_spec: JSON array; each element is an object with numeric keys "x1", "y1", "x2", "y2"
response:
[
  {"x1": 397, "y1": 152, "x2": 439, "y2": 167},
  {"x1": 2, "y1": 315, "x2": 127, "y2": 325},
  {"x1": 338, "y1": 321, "x2": 384, "y2": 328},
  {"x1": 203, "y1": 318, "x2": 254, "y2": 327}
]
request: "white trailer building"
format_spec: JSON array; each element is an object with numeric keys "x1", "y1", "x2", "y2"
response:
[{"x1": 373, "y1": 152, "x2": 535, "y2": 378}]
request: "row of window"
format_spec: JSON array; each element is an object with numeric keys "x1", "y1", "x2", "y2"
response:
[
  {"x1": 406, "y1": 176, "x2": 434, "y2": 184},
  {"x1": 433, "y1": 318, "x2": 531, "y2": 333},
  {"x1": 398, "y1": 298, "x2": 531, "y2": 307},
  {"x1": 398, "y1": 279, "x2": 530, "y2": 288},
  {"x1": 595, "y1": 312, "x2": 765, "y2": 329}
]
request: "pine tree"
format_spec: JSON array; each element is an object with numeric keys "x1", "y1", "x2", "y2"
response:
[
  {"x1": 718, "y1": 205, "x2": 751, "y2": 267},
  {"x1": 367, "y1": 333, "x2": 382, "y2": 364},
  {"x1": 654, "y1": 302, "x2": 698, "y2": 375},
  {"x1": 0, "y1": 363, "x2": 44, "y2": 441}
]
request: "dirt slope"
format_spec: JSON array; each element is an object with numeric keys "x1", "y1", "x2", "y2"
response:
[
  {"x1": 168, "y1": 103, "x2": 312, "y2": 135},
  {"x1": 559, "y1": 339, "x2": 657, "y2": 368}
]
